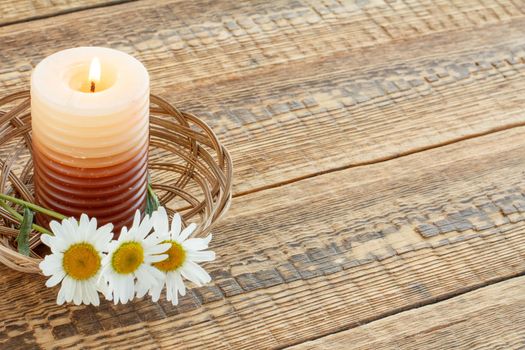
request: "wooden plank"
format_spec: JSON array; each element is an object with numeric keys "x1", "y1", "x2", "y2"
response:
[
  {"x1": 1, "y1": 126, "x2": 525, "y2": 348},
  {"x1": 0, "y1": 1, "x2": 524, "y2": 347},
  {"x1": 0, "y1": 1, "x2": 126, "y2": 27},
  {"x1": 2, "y1": 0, "x2": 522, "y2": 86},
  {"x1": 286, "y1": 276, "x2": 525, "y2": 350},
  {"x1": 1, "y1": 0, "x2": 525, "y2": 194}
]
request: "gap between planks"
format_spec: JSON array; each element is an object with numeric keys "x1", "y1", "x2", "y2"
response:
[
  {"x1": 284, "y1": 274, "x2": 525, "y2": 350},
  {"x1": 279, "y1": 270, "x2": 525, "y2": 350},
  {"x1": 0, "y1": 0, "x2": 138, "y2": 28},
  {"x1": 235, "y1": 120, "x2": 525, "y2": 199}
]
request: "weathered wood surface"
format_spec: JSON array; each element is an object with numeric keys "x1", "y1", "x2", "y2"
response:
[
  {"x1": 0, "y1": 0, "x2": 524, "y2": 349},
  {"x1": 2, "y1": 127, "x2": 525, "y2": 349},
  {"x1": 1, "y1": 0, "x2": 525, "y2": 194},
  {"x1": 0, "y1": 0, "x2": 124, "y2": 27},
  {"x1": 287, "y1": 276, "x2": 525, "y2": 350}
]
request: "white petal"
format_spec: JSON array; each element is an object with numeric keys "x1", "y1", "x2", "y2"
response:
[
  {"x1": 52, "y1": 239, "x2": 69, "y2": 254},
  {"x1": 109, "y1": 275, "x2": 121, "y2": 304},
  {"x1": 165, "y1": 272, "x2": 174, "y2": 302},
  {"x1": 41, "y1": 234, "x2": 68, "y2": 254},
  {"x1": 124, "y1": 275, "x2": 135, "y2": 303},
  {"x1": 94, "y1": 232, "x2": 113, "y2": 252},
  {"x1": 113, "y1": 274, "x2": 134, "y2": 304},
  {"x1": 87, "y1": 283, "x2": 100, "y2": 306},
  {"x1": 80, "y1": 280, "x2": 90, "y2": 305},
  {"x1": 39, "y1": 234, "x2": 53, "y2": 248},
  {"x1": 137, "y1": 217, "x2": 153, "y2": 240},
  {"x1": 142, "y1": 234, "x2": 164, "y2": 248},
  {"x1": 62, "y1": 276, "x2": 76, "y2": 303},
  {"x1": 119, "y1": 226, "x2": 129, "y2": 241},
  {"x1": 177, "y1": 223, "x2": 197, "y2": 243},
  {"x1": 68, "y1": 217, "x2": 79, "y2": 229},
  {"x1": 88, "y1": 217, "x2": 98, "y2": 235},
  {"x1": 96, "y1": 223, "x2": 114, "y2": 238},
  {"x1": 186, "y1": 250, "x2": 216, "y2": 263},
  {"x1": 181, "y1": 261, "x2": 211, "y2": 286},
  {"x1": 45, "y1": 270, "x2": 66, "y2": 287},
  {"x1": 111, "y1": 274, "x2": 125, "y2": 304},
  {"x1": 79, "y1": 214, "x2": 90, "y2": 240},
  {"x1": 132, "y1": 210, "x2": 141, "y2": 230},
  {"x1": 174, "y1": 271, "x2": 186, "y2": 296},
  {"x1": 169, "y1": 285, "x2": 178, "y2": 305},
  {"x1": 170, "y1": 213, "x2": 182, "y2": 240},
  {"x1": 79, "y1": 214, "x2": 89, "y2": 226},
  {"x1": 39, "y1": 254, "x2": 63, "y2": 276},
  {"x1": 73, "y1": 281, "x2": 83, "y2": 305},
  {"x1": 144, "y1": 254, "x2": 168, "y2": 263},
  {"x1": 141, "y1": 264, "x2": 166, "y2": 282},
  {"x1": 153, "y1": 207, "x2": 169, "y2": 237},
  {"x1": 92, "y1": 225, "x2": 114, "y2": 251},
  {"x1": 106, "y1": 241, "x2": 119, "y2": 255},
  {"x1": 135, "y1": 280, "x2": 150, "y2": 299},
  {"x1": 62, "y1": 219, "x2": 78, "y2": 240},
  {"x1": 101, "y1": 254, "x2": 111, "y2": 267},
  {"x1": 49, "y1": 220, "x2": 65, "y2": 237},
  {"x1": 166, "y1": 271, "x2": 184, "y2": 305},
  {"x1": 149, "y1": 282, "x2": 164, "y2": 302},
  {"x1": 145, "y1": 242, "x2": 171, "y2": 255},
  {"x1": 135, "y1": 265, "x2": 157, "y2": 288},
  {"x1": 87, "y1": 224, "x2": 113, "y2": 252},
  {"x1": 97, "y1": 277, "x2": 112, "y2": 301},
  {"x1": 183, "y1": 237, "x2": 212, "y2": 252},
  {"x1": 56, "y1": 284, "x2": 67, "y2": 305}
]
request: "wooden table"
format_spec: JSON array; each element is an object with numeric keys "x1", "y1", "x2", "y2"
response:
[{"x1": 1, "y1": 0, "x2": 525, "y2": 349}]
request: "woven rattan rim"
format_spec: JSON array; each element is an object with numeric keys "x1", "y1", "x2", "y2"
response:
[{"x1": 0, "y1": 91, "x2": 233, "y2": 274}]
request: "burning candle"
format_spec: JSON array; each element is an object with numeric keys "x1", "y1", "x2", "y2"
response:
[{"x1": 31, "y1": 47, "x2": 149, "y2": 232}]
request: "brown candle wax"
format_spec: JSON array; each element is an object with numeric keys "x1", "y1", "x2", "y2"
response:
[{"x1": 33, "y1": 140, "x2": 148, "y2": 233}]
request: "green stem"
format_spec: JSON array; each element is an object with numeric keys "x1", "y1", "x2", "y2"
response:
[
  {"x1": 147, "y1": 183, "x2": 155, "y2": 197},
  {"x1": 0, "y1": 193, "x2": 66, "y2": 220},
  {"x1": 0, "y1": 200, "x2": 52, "y2": 235}
]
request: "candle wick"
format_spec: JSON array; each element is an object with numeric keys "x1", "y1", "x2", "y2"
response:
[{"x1": 90, "y1": 81, "x2": 96, "y2": 93}]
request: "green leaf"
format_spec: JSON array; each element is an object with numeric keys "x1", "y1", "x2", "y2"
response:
[
  {"x1": 145, "y1": 183, "x2": 160, "y2": 216},
  {"x1": 16, "y1": 207, "x2": 34, "y2": 256}
]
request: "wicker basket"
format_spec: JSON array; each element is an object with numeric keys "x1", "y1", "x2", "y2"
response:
[{"x1": 0, "y1": 91, "x2": 233, "y2": 274}]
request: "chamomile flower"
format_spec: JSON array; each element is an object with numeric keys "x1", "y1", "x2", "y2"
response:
[
  {"x1": 101, "y1": 210, "x2": 170, "y2": 304},
  {"x1": 39, "y1": 214, "x2": 113, "y2": 306},
  {"x1": 139, "y1": 207, "x2": 215, "y2": 305}
]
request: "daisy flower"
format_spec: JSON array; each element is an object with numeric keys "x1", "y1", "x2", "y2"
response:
[
  {"x1": 39, "y1": 214, "x2": 113, "y2": 306},
  {"x1": 139, "y1": 207, "x2": 215, "y2": 305},
  {"x1": 101, "y1": 210, "x2": 170, "y2": 304}
]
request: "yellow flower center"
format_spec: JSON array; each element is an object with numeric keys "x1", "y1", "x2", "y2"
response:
[
  {"x1": 111, "y1": 242, "x2": 144, "y2": 274},
  {"x1": 153, "y1": 241, "x2": 186, "y2": 272},
  {"x1": 62, "y1": 243, "x2": 101, "y2": 280}
]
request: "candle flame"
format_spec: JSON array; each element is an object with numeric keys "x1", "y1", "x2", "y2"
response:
[{"x1": 88, "y1": 57, "x2": 101, "y2": 92}]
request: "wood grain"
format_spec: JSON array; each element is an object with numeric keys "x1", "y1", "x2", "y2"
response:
[
  {"x1": 1, "y1": 125, "x2": 525, "y2": 348},
  {"x1": 0, "y1": 0, "x2": 524, "y2": 349},
  {"x1": 0, "y1": 0, "x2": 126, "y2": 27},
  {"x1": 286, "y1": 276, "x2": 525, "y2": 350},
  {"x1": 0, "y1": 0, "x2": 525, "y2": 194}
]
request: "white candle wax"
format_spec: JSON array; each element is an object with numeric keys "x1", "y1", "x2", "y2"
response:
[{"x1": 31, "y1": 47, "x2": 149, "y2": 167}]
